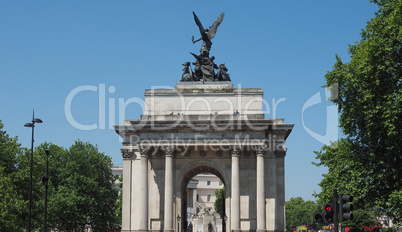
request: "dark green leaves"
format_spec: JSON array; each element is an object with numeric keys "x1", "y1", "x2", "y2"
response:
[
  {"x1": 316, "y1": 0, "x2": 402, "y2": 226},
  {"x1": 0, "y1": 120, "x2": 120, "y2": 231}
]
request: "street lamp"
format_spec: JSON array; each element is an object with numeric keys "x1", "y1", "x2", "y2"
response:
[
  {"x1": 41, "y1": 149, "x2": 50, "y2": 232},
  {"x1": 177, "y1": 215, "x2": 181, "y2": 232},
  {"x1": 24, "y1": 113, "x2": 43, "y2": 232}
]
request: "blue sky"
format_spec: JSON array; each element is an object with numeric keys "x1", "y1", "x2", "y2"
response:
[{"x1": 0, "y1": 1, "x2": 378, "y2": 201}]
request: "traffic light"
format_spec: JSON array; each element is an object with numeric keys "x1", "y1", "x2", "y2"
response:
[
  {"x1": 314, "y1": 212, "x2": 324, "y2": 223},
  {"x1": 340, "y1": 194, "x2": 353, "y2": 221},
  {"x1": 323, "y1": 203, "x2": 334, "y2": 223}
]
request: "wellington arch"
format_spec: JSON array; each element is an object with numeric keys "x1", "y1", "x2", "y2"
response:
[
  {"x1": 115, "y1": 82, "x2": 293, "y2": 232},
  {"x1": 114, "y1": 11, "x2": 293, "y2": 232}
]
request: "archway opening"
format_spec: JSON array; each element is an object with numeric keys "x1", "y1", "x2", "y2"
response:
[{"x1": 180, "y1": 166, "x2": 227, "y2": 232}]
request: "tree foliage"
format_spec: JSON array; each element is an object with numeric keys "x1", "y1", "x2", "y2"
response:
[
  {"x1": 115, "y1": 174, "x2": 123, "y2": 221},
  {"x1": 214, "y1": 187, "x2": 225, "y2": 219},
  {"x1": 0, "y1": 120, "x2": 26, "y2": 231},
  {"x1": 0, "y1": 120, "x2": 119, "y2": 231},
  {"x1": 46, "y1": 141, "x2": 119, "y2": 231},
  {"x1": 285, "y1": 197, "x2": 319, "y2": 231},
  {"x1": 314, "y1": 0, "x2": 402, "y2": 227},
  {"x1": 0, "y1": 120, "x2": 20, "y2": 174}
]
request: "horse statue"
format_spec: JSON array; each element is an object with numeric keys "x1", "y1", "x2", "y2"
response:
[
  {"x1": 181, "y1": 61, "x2": 195, "y2": 82},
  {"x1": 215, "y1": 63, "x2": 231, "y2": 81}
]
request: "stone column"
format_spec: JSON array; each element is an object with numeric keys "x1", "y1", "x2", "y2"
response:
[
  {"x1": 164, "y1": 149, "x2": 175, "y2": 232},
  {"x1": 275, "y1": 148, "x2": 287, "y2": 232},
  {"x1": 139, "y1": 147, "x2": 151, "y2": 232},
  {"x1": 121, "y1": 149, "x2": 134, "y2": 231},
  {"x1": 193, "y1": 188, "x2": 198, "y2": 216},
  {"x1": 265, "y1": 153, "x2": 276, "y2": 232},
  {"x1": 230, "y1": 147, "x2": 240, "y2": 232},
  {"x1": 256, "y1": 147, "x2": 266, "y2": 232}
]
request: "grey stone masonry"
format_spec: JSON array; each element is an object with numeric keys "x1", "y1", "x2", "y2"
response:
[{"x1": 115, "y1": 82, "x2": 293, "y2": 232}]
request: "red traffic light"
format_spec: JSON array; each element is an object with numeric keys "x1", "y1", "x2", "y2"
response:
[
  {"x1": 323, "y1": 203, "x2": 334, "y2": 223},
  {"x1": 324, "y1": 203, "x2": 333, "y2": 213}
]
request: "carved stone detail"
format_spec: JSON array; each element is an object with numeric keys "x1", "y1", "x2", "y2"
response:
[
  {"x1": 216, "y1": 150, "x2": 223, "y2": 157},
  {"x1": 255, "y1": 146, "x2": 266, "y2": 157},
  {"x1": 164, "y1": 148, "x2": 176, "y2": 158},
  {"x1": 243, "y1": 150, "x2": 252, "y2": 157},
  {"x1": 199, "y1": 150, "x2": 207, "y2": 157},
  {"x1": 139, "y1": 146, "x2": 154, "y2": 157},
  {"x1": 275, "y1": 147, "x2": 287, "y2": 158},
  {"x1": 183, "y1": 150, "x2": 191, "y2": 157},
  {"x1": 229, "y1": 146, "x2": 241, "y2": 157},
  {"x1": 155, "y1": 149, "x2": 164, "y2": 157},
  {"x1": 121, "y1": 149, "x2": 134, "y2": 159}
]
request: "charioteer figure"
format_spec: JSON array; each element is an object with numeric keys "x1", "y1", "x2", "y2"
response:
[{"x1": 190, "y1": 52, "x2": 217, "y2": 82}]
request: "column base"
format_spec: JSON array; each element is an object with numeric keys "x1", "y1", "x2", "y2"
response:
[{"x1": 256, "y1": 230, "x2": 266, "y2": 232}]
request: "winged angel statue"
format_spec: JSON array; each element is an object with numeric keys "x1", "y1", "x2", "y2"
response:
[
  {"x1": 192, "y1": 11, "x2": 225, "y2": 57},
  {"x1": 181, "y1": 12, "x2": 230, "y2": 82}
]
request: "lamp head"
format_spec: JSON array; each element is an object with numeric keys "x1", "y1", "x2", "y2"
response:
[
  {"x1": 24, "y1": 123, "x2": 34, "y2": 127},
  {"x1": 45, "y1": 149, "x2": 50, "y2": 155},
  {"x1": 32, "y1": 118, "x2": 43, "y2": 123}
]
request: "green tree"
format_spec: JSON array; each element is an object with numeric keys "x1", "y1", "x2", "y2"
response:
[
  {"x1": 46, "y1": 141, "x2": 119, "y2": 231},
  {"x1": 115, "y1": 174, "x2": 123, "y2": 223},
  {"x1": 214, "y1": 187, "x2": 225, "y2": 218},
  {"x1": 315, "y1": 0, "x2": 402, "y2": 227},
  {"x1": 0, "y1": 120, "x2": 26, "y2": 231},
  {"x1": 314, "y1": 140, "x2": 382, "y2": 230},
  {"x1": 0, "y1": 119, "x2": 119, "y2": 232},
  {"x1": 0, "y1": 120, "x2": 20, "y2": 174},
  {"x1": 285, "y1": 197, "x2": 319, "y2": 231},
  {"x1": 9, "y1": 141, "x2": 119, "y2": 231}
]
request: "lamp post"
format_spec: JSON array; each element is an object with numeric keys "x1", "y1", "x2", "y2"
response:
[
  {"x1": 24, "y1": 112, "x2": 43, "y2": 232},
  {"x1": 41, "y1": 149, "x2": 50, "y2": 232},
  {"x1": 177, "y1": 215, "x2": 181, "y2": 232},
  {"x1": 223, "y1": 215, "x2": 227, "y2": 232}
]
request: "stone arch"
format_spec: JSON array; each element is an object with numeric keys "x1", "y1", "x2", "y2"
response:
[
  {"x1": 176, "y1": 160, "x2": 231, "y2": 232},
  {"x1": 176, "y1": 160, "x2": 231, "y2": 198}
]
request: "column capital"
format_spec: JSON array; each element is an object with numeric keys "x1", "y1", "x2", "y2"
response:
[
  {"x1": 229, "y1": 146, "x2": 241, "y2": 157},
  {"x1": 164, "y1": 148, "x2": 176, "y2": 158},
  {"x1": 139, "y1": 146, "x2": 154, "y2": 157},
  {"x1": 255, "y1": 146, "x2": 267, "y2": 157},
  {"x1": 121, "y1": 149, "x2": 134, "y2": 159},
  {"x1": 275, "y1": 146, "x2": 287, "y2": 158}
]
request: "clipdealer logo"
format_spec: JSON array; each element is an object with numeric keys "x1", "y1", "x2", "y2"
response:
[{"x1": 64, "y1": 83, "x2": 338, "y2": 145}]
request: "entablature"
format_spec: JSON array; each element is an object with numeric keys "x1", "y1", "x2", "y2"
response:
[{"x1": 114, "y1": 116, "x2": 294, "y2": 139}]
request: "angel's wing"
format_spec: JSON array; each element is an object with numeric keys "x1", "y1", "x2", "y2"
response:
[
  {"x1": 207, "y1": 12, "x2": 224, "y2": 40},
  {"x1": 193, "y1": 12, "x2": 208, "y2": 41}
]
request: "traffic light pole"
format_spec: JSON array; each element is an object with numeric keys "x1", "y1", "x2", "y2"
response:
[
  {"x1": 315, "y1": 189, "x2": 353, "y2": 231},
  {"x1": 333, "y1": 190, "x2": 339, "y2": 232}
]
